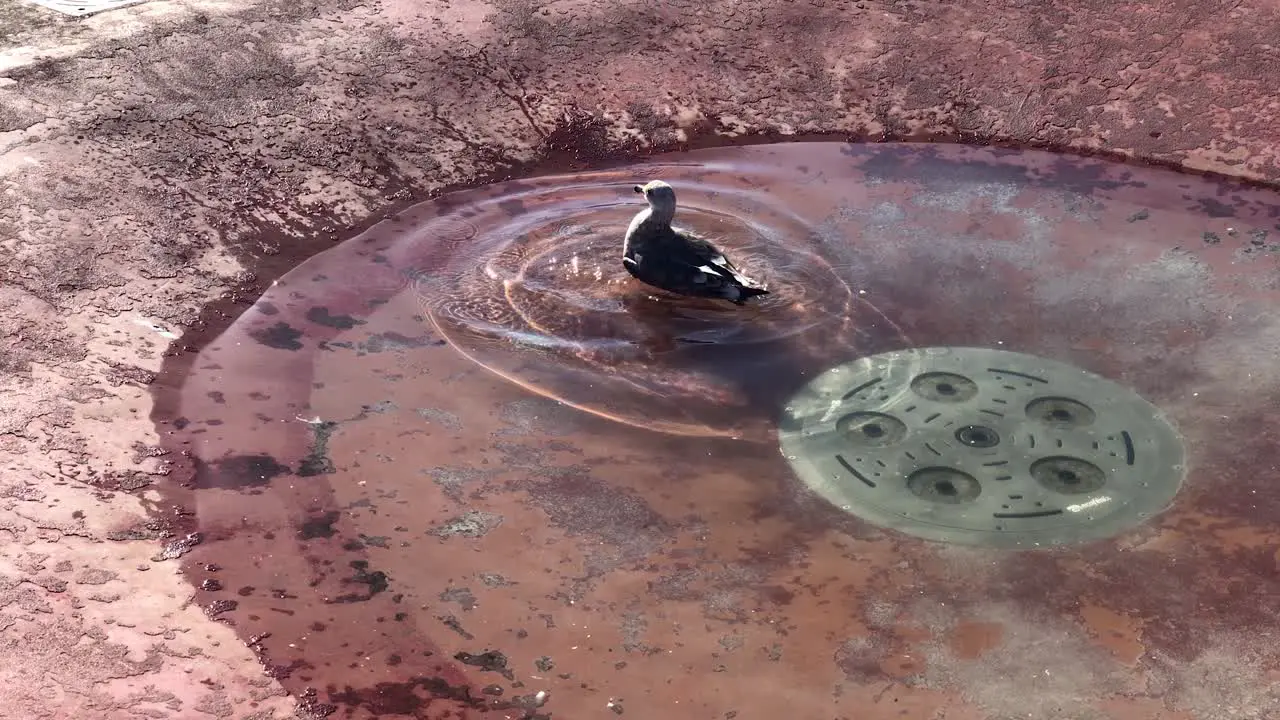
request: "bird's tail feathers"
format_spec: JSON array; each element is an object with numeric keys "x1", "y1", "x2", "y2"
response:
[{"x1": 727, "y1": 285, "x2": 770, "y2": 305}]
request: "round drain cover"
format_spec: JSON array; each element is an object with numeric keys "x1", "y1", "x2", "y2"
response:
[{"x1": 778, "y1": 347, "x2": 1186, "y2": 548}]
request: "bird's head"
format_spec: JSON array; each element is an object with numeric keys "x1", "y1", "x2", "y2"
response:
[{"x1": 633, "y1": 180, "x2": 677, "y2": 209}]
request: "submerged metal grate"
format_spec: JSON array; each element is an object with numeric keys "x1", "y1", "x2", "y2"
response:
[
  {"x1": 24, "y1": 0, "x2": 148, "y2": 17},
  {"x1": 779, "y1": 347, "x2": 1187, "y2": 548}
]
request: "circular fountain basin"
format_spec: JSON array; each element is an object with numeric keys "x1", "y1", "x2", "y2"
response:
[{"x1": 152, "y1": 143, "x2": 1280, "y2": 720}]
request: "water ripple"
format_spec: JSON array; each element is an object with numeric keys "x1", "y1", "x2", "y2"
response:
[{"x1": 394, "y1": 166, "x2": 907, "y2": 440}]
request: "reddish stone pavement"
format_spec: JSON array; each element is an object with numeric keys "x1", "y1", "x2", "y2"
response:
[{"x1": 1, "y1": 0, "x2": 1279, "y2": 718}]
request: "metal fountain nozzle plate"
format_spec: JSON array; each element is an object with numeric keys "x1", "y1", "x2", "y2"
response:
[{"x1": 779, "y1": 347, "x2": 1187, "y2": 549}]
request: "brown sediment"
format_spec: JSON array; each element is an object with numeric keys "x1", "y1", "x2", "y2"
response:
[
  {"x1": 1080, "y1": 605, "x2": 1147, "y2": 667},
  {"x1": 948, "y1": 621, "x2": 1004, "y2": 660}
]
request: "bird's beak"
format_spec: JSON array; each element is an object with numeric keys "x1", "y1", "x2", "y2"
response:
[{"x1": 633, "y1": 184, "x2": 644, "y2": 194}]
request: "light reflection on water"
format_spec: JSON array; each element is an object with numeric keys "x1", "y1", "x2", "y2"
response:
[{"x1": 400, "y1": 174, "x2": 909, "y2": 440}]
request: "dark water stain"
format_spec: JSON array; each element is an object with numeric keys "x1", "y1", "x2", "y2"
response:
[
  {"x1": 851, "y1": 143, "x2": 1148, "y2": 196},
  {"x1": 297, "y1": 420, "x2": 338, "y2": 477},
  {"x1": 197, "y1": 453, "x2": 292, "y2": 490},
  {"x1": 358, "y1": 533, "x2": 391, "y2": 549},
  {"x1": 497, "y1": 198, "x2": 528, "y2": 216},
  {"x1": 251, "y1": 321, "x2": 304, "y2": 350},
  {"x1": 454, "y1": 650, "x2": 514, "y2": 680},
  {"x1": 326, "y1": 674, "x2": 522, "y2": 717},
  {"x1": 299, "y1": 511, "x2": 341, "y2": 540},
  {"x1": 1196, "y1": 196, "x2": 1238, "y2": 218},
  {"x1": 330, "y1": 560, "x2": 391, "y2": 603},
  {"x1": 439, "y1": 586, "x2": 478, "y2": 610},
  {"x1": 307, "y1": 306, "x2": 365, "y2": 329},
  {"x1": 439, "y1": 615, "x2": 473, "y2": 639}
]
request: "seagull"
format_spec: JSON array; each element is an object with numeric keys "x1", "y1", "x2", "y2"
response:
[{"x1": 622, "y1": 180, "x2": 770, "y2": 305}]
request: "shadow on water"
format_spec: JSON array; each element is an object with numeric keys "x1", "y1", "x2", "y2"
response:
[{"x1": 150, "y1": 143, "x2": 1280, "y2": 719}]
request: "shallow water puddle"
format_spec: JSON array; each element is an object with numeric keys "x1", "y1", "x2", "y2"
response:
[{"x1": 153, "y1": 143, "x2": 1280, "y2": 719}]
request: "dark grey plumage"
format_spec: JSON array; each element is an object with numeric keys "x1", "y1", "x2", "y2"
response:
[{"x1": 622, "y1": 180, "x2": 769, "y2": 305}]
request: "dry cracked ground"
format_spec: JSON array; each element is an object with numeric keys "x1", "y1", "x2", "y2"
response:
[{"x1": 1, "y1": 0, "x2": 1279, "y2": 718}]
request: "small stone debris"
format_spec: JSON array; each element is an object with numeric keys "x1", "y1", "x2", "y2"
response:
[
  {"x1": 152, "y1": 532, "x2": 202, "y2": 561},
  {"x1": 295, "y1": 687, "x2": 337, "y2": 719},
  {"x1": 438, "y1": 586, "x2": 477, "y2": 610},
  {"x1": 204, "y1": 599, "x2": 238, "y2": 618},
  {"x1": 512, "y1": 690, "x2": 550, "y2": 710},
  {"x1": 1238, "y1": 228, "x2": 1280, "y2": 255},
  {"x1": 478, "y1": 572, "x2": 513, "y2": 587},
  {"x1": 454, "y1": 650, "x2": 514, "y2": 680},
  {"x1": 430, "y1": 511, "x2": 503, "y2": 539},
  {"x1": 438, "y1": 614, "x2": 475, "y2": 639}
]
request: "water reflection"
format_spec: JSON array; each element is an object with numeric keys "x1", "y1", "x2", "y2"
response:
[
  {"x1": 153, "y1": 143, "x2": 1280, "y2": 720},
  {"x1": 405, "y1": 175, "x2": 906, "y2": 439}
]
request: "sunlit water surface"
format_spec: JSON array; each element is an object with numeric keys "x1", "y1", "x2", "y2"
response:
[
  {"x1": 155, "y1": 144, "x2": 1280, "y2": 720},
  {"x1": 405, "y1": 167, "x2": 907, "y2": 439}
]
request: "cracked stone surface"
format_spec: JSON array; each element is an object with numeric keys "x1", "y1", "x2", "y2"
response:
[{"x1": 1, "y1": 0, "x2": 1279, "y2": 718}]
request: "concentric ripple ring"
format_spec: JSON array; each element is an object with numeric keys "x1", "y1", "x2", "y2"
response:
[{"x1": 390, "y1": 167, "x2": 910, "y2": 441}]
